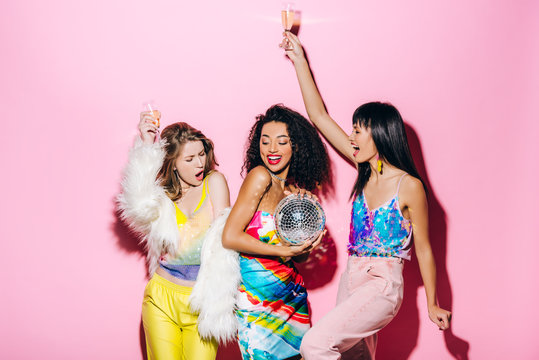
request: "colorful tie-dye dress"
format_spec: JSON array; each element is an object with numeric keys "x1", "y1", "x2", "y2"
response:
[{"x1": 236, "y1": 211, "x2": 310, "y2": 360}]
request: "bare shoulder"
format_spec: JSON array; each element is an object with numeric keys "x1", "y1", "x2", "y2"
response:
[
  {"x1": 207, "y1": 170, "x2": 229, "y2": 196},
  {"x1": 207, "y1": 170, "x2": 228, "y2": 188},
  {"x1": 234, "y1": 166, "x2": 272, "y2": 203},
  {"x1": 233, "y1": 166, "x2": 272, "y2": 211},
  {"x1": 244, "y1": 166, "x2": 272, "y2": 186},
  {"x1": 206, "y1": 170, "x2": 231, "y2": 209},
  {"x1": 399, "y1": 174, "x2": 426, "y2": 205}
]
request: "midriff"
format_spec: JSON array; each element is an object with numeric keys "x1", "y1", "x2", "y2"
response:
[{"x1": 155, "y1": 266, "x2": 196, "y2": 287}]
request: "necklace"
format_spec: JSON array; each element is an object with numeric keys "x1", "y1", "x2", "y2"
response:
[{"x1": 269, "y1": 171, "x2": 286, "y2": 182}]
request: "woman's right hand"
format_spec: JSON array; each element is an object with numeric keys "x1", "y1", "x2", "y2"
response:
[
  {"x1": 138, "y1": 112, "x2": 159, "y2": 144},
  {"x1": 283, "y1": 32, "x2": 306, "y2": 64},
  {"x1": 278, "y1": 229, "x2": 327, "y2": 257},
  {"x1": 284, "y1": 185, "x2": 319, "y2": 202}
]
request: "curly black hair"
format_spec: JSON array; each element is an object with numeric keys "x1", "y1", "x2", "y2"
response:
[{"x1": 242, "y1": 104, "x2": 330, "y2": 192}]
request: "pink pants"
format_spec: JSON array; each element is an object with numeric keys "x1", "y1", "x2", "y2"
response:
[{"x1": 300, "y1": 256, "x2": 404, "y2": 360}]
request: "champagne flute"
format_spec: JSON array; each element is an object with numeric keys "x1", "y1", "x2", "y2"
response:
[
  {"x1": 142, "y1": 101, "x2": 161, "y2": 129},
  {"x1": 281, "y1": 3, "x2": 295, "y2": 50}
]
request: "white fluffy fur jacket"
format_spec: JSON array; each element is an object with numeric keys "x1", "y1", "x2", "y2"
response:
[
  {"x1": 116, "y1": 138, "x2": 240, "y2": 343},
  {"x1": 117, "y1": 137, "x2": 179, "y2": 275}
]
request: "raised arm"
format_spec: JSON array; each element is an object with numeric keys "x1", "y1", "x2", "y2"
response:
[
  {"x1": 116, "y1": 114, "x2": 170, "y2": 235},
  {"x1": 222, "y1": 166, "x2": 316, "y2": 257},
  {"x1": 401, "y1": 176, "x2": 452, "y2": 330},
  {"x1": 284, "y1": 32, "x2": 355, "y2": 162}
]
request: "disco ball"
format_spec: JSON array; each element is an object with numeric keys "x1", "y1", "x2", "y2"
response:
[{"x1": 274, "y1": 194, "x2": 326, "y2": 246}]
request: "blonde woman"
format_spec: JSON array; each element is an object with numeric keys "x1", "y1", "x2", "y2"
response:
[{"x1": 118, "y1": 114, "x2": 232, "y2": 360}]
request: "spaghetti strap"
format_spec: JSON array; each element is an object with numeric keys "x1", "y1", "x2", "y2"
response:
[
  {"x1": 204, "y1": 172, "x2": 213, "y2": 208},
  {"x1": 204, "y1": 175, "x2": 210, "y2": 195},
  {"x1": 191, "y1": 176, "x2": 209, "y2": 213},
  {"x1": 396, "y1": 173, "x2": 408, "y2": 196}
]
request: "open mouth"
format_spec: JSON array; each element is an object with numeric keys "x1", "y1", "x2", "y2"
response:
[
  {"x1": 351, "y1": 143, "x2": 360, "y2": 157},
  {"x1": 267, "y1": 155, "x2": 282, "y2": 165},
  {"x1": 195, "y1": 170, "x2": 204, "y2": 181}
]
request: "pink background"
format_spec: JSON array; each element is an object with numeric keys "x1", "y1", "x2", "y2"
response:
[{"x1": 1, "y1": 0, "x2": 538, "y2": 359}]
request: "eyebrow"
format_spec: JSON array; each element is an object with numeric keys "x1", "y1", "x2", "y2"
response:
[
  {"x1": 261, "y1": 134, "x2": 290, "y2": 139},
  {"x1": 183, "y1": 149, "x2": 205, "y2": 157},
  {"x1": 183, "y1": 152, "x2": 203, "y2": 159}
]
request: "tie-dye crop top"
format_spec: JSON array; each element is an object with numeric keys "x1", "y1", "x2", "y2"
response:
[
  {"x1": 159, "y1": 175, "x2": 213, "y2": 281},
  {"x1": 348, "y1": 174, "x2": 412, "y2": 260}
]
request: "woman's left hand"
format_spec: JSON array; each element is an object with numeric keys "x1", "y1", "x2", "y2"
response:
[
  {"x1": 287, "y1": 228, "x2": 327, "y2": 262},
  {"x1": 282, "y1": 32, "x2": 305, "y2": 64},
  {"x1": 284, "y1": 185, "x2": 319, "y2": 202},
  {"x1": 428, "y1": 304, "x2": 452, "y2": 330}
]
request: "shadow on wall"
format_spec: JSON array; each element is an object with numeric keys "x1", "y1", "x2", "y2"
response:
[
  {"x1": 296, "y1": 229, "x2": 338, "y2": 290},
  {"x1": 112, "y1": 208, "x2": 147, "y2": 261},
  {"x1": 112, "y1": 207, "x2": 149, "y2": 359},
  {"x1": 217, "y1": 342, "x2": 242, "y2": 360},
  {"x1": 376, "y1": 124, "x2": 470, "y2": 360}
]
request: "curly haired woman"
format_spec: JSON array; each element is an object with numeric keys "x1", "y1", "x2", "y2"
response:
[{"x1": 222, "y1": 104, "x2": 330, "y2": 360}]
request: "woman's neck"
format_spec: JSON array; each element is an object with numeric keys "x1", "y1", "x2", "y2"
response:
[
  {"x1": 368, "y1": 159, "x2": 396, "y2": 182},
  {"x1": 273, "y1": 167, "x2": 290, "y2": 189}
]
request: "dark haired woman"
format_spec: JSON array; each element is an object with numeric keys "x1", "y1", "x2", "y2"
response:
[
  {"x1": 283, "y1": 33, "x2": 452, "y2": 359},
  {"x1": 117, "y1": 113, "x2": 231, "y2": 360},
  {"x1": 222, "y1": 104, "x2": 330, "y2": 359}
]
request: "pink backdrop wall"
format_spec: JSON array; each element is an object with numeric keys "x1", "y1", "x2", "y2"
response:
[{"x1": 1, "y1": 0, "x2": 538, "y2": 359}]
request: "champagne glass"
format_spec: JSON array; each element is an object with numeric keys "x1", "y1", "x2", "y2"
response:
[
  {"x1": 142, "y1": 101, "x2": 161, "y2": 129},
  {"x1": 281, "y1": 3, "x2": 295, "y2": 50}
]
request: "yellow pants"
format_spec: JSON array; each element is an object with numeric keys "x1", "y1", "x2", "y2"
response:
[{"x1": 142, "y1": 274, "x2": 218, "y2": 360}]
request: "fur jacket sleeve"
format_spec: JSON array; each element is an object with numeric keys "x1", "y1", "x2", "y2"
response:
[{"x1": 116, "y1": 137, "x2": 179, "y2": 275}]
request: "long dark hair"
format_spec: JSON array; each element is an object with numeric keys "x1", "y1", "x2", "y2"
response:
[
  {"x1": 242, "y1": 104, "x2": 330, "y2": 192},
  {"x1": 158, "y1": 122, "x2": 217, "y2": 202},
  {"x1": 351, "y1": 102, "x2": 424, "y2": 199}
]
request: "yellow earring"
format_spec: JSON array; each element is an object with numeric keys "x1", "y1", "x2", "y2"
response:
[{"x1": 377, "y1": 159, "x2": 383, "y2": 174}]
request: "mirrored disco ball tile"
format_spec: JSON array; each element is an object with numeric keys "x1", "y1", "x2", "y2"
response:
[{"x1": 274, "y1": 195, "x2": 326, "y2": 246}]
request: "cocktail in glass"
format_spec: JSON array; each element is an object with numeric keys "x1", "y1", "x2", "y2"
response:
[
  {"x1": 142, "y1": 101, "x2": 161, "y2": 129},
  {"x1": 281, "y1": 3, "x2": 295, "y2": 50}
]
